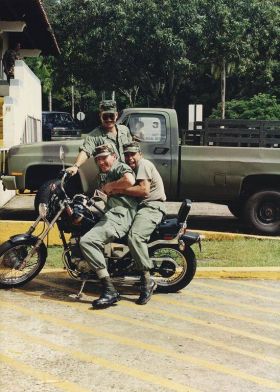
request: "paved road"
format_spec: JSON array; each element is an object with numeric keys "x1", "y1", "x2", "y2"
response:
[
  {"x1": 0, "y1": 194, "x2": 248, "y2": 234},
  {"x1": 1, "y1": 271, "x2": 279, "y2": 392}
]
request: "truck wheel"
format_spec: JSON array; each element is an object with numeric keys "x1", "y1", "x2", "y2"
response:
[
  {"x1": 227, "y1": 202, "x2": 242, "y2": 218},
  {"x1": 244, "y1": 190, "x2": 280, "y2": 235}
]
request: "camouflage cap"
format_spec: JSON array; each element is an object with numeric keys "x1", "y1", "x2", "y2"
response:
[
  {"x1": 123, "y1": 142, "x2": 141, "y2": 154},
  {"x1": 99, "y1": 100, "x2": 117, "y2": 114},
  {"x1": 94, "y1": 143, "x2": 115, "y2": 158}
]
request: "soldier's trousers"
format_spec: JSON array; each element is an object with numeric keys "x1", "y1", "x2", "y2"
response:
[
  {"x1": 79, "y1": 207, "x2": 135, "y2": 274},
  {"x1": 128, "y1": 201, "x2": 166, "y2": 271}
]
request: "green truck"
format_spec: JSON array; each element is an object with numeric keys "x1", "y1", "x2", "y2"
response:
[{"x1": 2, "y1": 108, "x2": 280, "y2": 235}]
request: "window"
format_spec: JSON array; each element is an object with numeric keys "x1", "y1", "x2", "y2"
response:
[{"x1": 126, "y1": 114, "x2": 167, "y2": 143}]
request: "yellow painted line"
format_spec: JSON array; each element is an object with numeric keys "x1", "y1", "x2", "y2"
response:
[
  {"x1": 194, "y1": 281, "x2": 280, "y2": 303},
  {"x1": 196, "y1": 269, "x2": 280, "y2": 280},
  {"x1": 0, "y1": 353, "x2": 91, "y2": 392},
  {"x1": 152, "y1": 295, "x2": 280, "y2": 330},
  {"x1": 0, "y1": 324, "x2": 198, "y2": 392},
  {"x1": 18, "y1": 289, "x2": 280, "y2": 366},
  {"x1": 1, "y1": 300, "x2": 280, "y2": 390},
  {"x1": 181, "y1": 290, "x2": 280, "y2": 316},
  {"x1": 0, "y1": 221, "x2": 68, "y2": 245},
  {"x1": 213, "y1": 279, "x2": 280, "y2": 293},
  {"x1": 32, "y1": 278, "x2": 280, "y2": 347}
]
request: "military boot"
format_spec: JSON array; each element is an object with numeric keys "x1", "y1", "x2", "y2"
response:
[
  {"x1": 92, "y1": 277, "x2": 120, "y2": 308},
  {"x1": 136, "y1": 271, "x2": 157, "y2": 305}
]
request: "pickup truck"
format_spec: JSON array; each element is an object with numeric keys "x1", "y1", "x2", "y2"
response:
[{"x1": 2, "y1": 108, "x2": 280, "y2": 235}]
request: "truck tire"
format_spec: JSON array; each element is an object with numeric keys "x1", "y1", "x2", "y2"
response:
[
  {"x1": 227, "y1": 202, "x2": 243, "y2": 218},
  {"x1": 244, "y1": 190, "x2": 280, "y2": 235}
]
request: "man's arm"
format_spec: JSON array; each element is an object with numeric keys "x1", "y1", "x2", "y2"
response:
[
  {"x1": 66, "y1": 150, "x2": 88, "y2": 175},
  {"x1": 102, "y1": 173, "x2": 135, "y2": 195},
  {"x1": 110, "y1": 179, "x2": 151, "y2": 198}
]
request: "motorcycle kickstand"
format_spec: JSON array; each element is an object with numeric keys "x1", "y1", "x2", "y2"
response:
[{"x1": 70, "y1": 280, "x2": 87, "y2": 300}]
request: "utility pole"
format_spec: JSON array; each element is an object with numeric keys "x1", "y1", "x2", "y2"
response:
[{"x1": 71, "y1": 84, "x2": 75, "y2": 119}]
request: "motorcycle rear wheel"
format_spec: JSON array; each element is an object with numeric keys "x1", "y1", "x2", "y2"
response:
[
  {"x1": 149, "y1": 244, "x2": 196, "y2": 293},
  {"x1": 0, "y1": 239, "x2": 47, "y2": 288}
]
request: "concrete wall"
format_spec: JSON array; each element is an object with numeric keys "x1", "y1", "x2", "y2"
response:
[
  {"x1": 0, "y1": 60, "x2": 42, "y2": 207},
  {"x1": 3, "y1": 60, "x2": 42, "y2": 148}
]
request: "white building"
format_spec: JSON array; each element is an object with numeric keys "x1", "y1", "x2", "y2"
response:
[{"x1": 0, "y1": 0, "x2": 59, "y2": 206}]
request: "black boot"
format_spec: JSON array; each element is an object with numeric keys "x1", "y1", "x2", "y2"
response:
[
  {"x1": 136, "y1": 271, "x2": 157, "y2": 305},
  {"x1": 92, "y1": 277, "x2": 120, "y2": 308}
]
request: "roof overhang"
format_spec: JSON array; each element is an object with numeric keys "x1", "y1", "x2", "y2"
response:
[{"x1": 0, "y1": 0, "x2": 60, "y2": 56}]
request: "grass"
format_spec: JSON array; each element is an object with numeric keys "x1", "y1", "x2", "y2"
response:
[
  {"x1": 194, "y1": 238, "x2": 280, "y2": 267},
  {"x1": 45, "y1": 237, "x2": 280, "y2": 269}
]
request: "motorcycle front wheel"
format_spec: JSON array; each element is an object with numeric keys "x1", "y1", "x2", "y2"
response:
[
  {"x1": 0, "y1": 239, "x2": 47, "y2": 288},
  {"x1": 149, "y1": 244, "x2": 197, "y2": 293}
]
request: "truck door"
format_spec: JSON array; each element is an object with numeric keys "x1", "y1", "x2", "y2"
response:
[{"x1": 120, "y1": 111, "x2": 172, "y2": 197}]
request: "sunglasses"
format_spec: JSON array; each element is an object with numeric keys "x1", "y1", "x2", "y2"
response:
[{"x1": 102, "y1": 113, "x2": 115, "y2": 121}]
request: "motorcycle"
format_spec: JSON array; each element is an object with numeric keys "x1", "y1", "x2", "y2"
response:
[{"x1": 0, "y1": 158, "x2": 201, "y2": 297}]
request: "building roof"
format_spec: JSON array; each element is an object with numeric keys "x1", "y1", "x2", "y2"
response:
[{"x1": 0, "y1": 0, "x2": 60, "y2": 56}]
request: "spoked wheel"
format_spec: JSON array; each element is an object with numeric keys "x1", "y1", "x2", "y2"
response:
[
  {"x1": 0, "y1": 239, "x2": 47, "y2": 288},
  {"x1": 149, "y1": 244, "x2": 197, "y2": 293}
]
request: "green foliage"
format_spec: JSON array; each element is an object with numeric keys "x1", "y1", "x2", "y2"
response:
[
  {"x1": 25, "y1": 56, "x2": 54, "y2": 93},
  {"x1": 210, "y1": 93, "x2": 280, "y2": 119},
  {"x1": 38, "y1": 0, "x2": 280, "y2": 125}
]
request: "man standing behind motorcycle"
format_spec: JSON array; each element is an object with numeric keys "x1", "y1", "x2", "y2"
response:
[
  {"x1": 79, "y1": 144, "x2": 138, "y2": 308},
  {"x1": 67, "y1": 100, "x2": 132, "y2": 176},
  {"x1": 111, "y1": 142, "x2": 166, "y2": 305}
]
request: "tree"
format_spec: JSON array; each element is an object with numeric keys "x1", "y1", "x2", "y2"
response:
[
  {"x1": 51, "y1": 0, "x2": 204, "y2": 108},
  {"x1": 210, "y1": 93, "x2": 280, "y2": 120},
  {"x1": 199, "y1": 0, "x2": 280, "y2": 118}
]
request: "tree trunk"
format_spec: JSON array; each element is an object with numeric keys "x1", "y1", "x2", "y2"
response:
[{"x1": 221, "y1": 58, "x2": 226, "y2": 119}]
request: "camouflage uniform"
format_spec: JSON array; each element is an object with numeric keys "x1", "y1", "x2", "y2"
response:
[
  {"x1": 127, "y1": 155, "x2": 166, "y2": 271},
  {"x1": 80, "y1": 100, "x2": 132, "y2": 162},
  {"x1": 80, "y1": 124, "x2": 132, "y2": 163},
  {"x1": 79, "y1": 160, "x2": 138, "y2": 276}
]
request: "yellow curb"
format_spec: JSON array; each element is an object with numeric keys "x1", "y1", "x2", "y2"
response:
[
  {"x1": 196, "y1": 270, "x2": 280, "y2": 280},
  {"x1": 196, "y1": 230, "x2": 280, "y2": 241},
  {"x1": 1, "y1": 221, "x2": 280, "y2": 246},
  {"x1": 0, "y1": 221, "x2": 69, "y2": 246}
]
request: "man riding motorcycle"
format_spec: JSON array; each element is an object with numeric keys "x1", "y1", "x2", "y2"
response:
[{"x1": 79, "y1": 144, "x2": 138, "y2": 308}]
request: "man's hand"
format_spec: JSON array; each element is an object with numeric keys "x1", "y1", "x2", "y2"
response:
[
  {"x1": 66, "y1": 165, "x2": 79, "y2": 176},
  {"x1": 102, "y1": 182, "x2": 113, "y2": 195}
]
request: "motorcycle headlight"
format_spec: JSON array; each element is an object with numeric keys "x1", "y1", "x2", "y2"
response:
[{"x1": 39, "y1": 203, "x2": 48, "y2": 219}]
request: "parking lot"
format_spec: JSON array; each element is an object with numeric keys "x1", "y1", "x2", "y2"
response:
[{"x1": 1, "y1": 270, "x2": 279, "y2": 392}]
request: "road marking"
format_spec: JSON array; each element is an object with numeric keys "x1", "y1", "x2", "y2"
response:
[
  {"x1": 0, "y1": 352, "x2": 91, "y2": 392},
  {"x1": 19, "y1": 289, "x2": 280, "y2": 366},
  {"x1": 0, "y1": 324, "x2": 198, "y2": 392},
  {"x1": 152, "y1": 296, "x2": 280, "y2": 330},
  {"x1": 193, "y1": 281, "x2": 280, "y2": 303},
  {"x1": 212, "y1": 279, "x2": 280, "y2": 293},
  {"x1": 1, "y1": 299, "x2": 280, "y2": 390},
  {"x1": 31, "y1": 278, "x2": 280, "y2": 347},
  {"x1": 181, "y1": 290, "x2": 280, "y2": 315}
]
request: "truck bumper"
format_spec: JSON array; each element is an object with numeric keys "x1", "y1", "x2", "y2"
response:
[{"x1": 1, "y1": 175, "x2": 17, "y2": 190}]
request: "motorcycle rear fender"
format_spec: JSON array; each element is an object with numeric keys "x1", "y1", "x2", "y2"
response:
[{"x1": 181, "y1": 231, "x2": 201, "y2": 248}]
